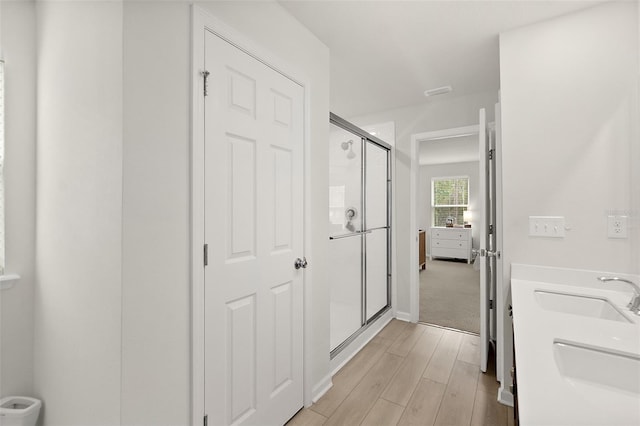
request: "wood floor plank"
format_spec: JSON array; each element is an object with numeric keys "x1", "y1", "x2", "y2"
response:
[
  {"x1": 370, "y1": 332, "x2": 397, "y2": 349},
  {"x1": 360, "y1": 399, "x2": 404, "y2": 426},
  {"x1": 397, "y1": 379, "x2": 446, "y2": 426},
  {"x1": 477, "y1": 346, "x2": 499, "y2": 394},
  {"x1": 477, "y1": 370, "x2": 500, "y2": 395},
  {"x1": 324, "y1": 352, "x2": 404, "y2": 426},
  {"x1": 433, "y1": 360, "x2": 479, "y2": 426},
  {"x1": 333, "y1": 341, "x2": 387, "y2": 389},
  {"x1": 307, "y1": 384, "x2": 350, "y2": 419},
  {"x1": 286, "y1": 408, "x2": 327, "y2": 426},
  {"x1": 422, "y1": 329, "x2": 463, "y2": 384},
  {"x1": 457, "y1": 333, "x2": 480, "y2": 366},
  {"x1": 381, "y1": 326, "x2": 443, "y2": 406},
  {"x1": 470, "y1": 390, "x2": 508, "y2": 426},
  {"x1": 311, "y1": 341, "x2": 388, "y2": 417},
  {"x1": 507, "y1": 406, "x2": 516, "y2": 426},
  {"x1": 387, "y1": 322, "x2": 427, "y2": 357},
  {"x1": 377, "y1": 319, "x2": 409, "y2": 340}
]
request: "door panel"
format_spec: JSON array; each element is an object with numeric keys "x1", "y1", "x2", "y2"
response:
[
  {"x1": 365, "y1": 142, "x2": 388, "y2": 230},
  {"x1": 227, "y1": 135, "x2": 256, "y2": 260},
  {"x1": 329, "y1": 123, "x2": 364, "y2": 351},
  {"x1": 489, "y1": 126, "x2": 497, "y2": 342},
  {"x1": 273, "y1": 148, "x2": 293, "y2": 252},
  {"x1": 366, "y1": 228, "x2": 388, "y2": 320},
  {"x1": 227, "y1": 295, "x2": 257, "y2": 424},
  {"x1": 364, "y1": 142, "x2": 389, "y2": 322},
  {"x1": 204, "y1": 30, "x2": 304, "y2": 426},
  {"x1": 479, "y1": 108, "x2": 490, "y2": 373},
  {"x1": 329, "y1": 235, "x2": 363, "y2": 351},
  {"x1": 329, "y1": 124, "x2": 363, "y2": 236}
]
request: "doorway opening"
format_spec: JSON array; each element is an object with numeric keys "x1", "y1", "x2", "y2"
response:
[
  {"x1": 410, "y1": 107, "x2": 502, "y2": 375},
  {"x1": 417, "y1": 133, "x2": 481, "y2": 334}
]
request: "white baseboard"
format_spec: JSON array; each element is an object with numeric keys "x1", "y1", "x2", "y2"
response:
[
  {"x1": 395, "y1": 311, "x2": 412, "y2": 322},
  {"x1": 498, "y1": 386, "x2": 514, "y2": 407},
  {"x1": 311, "y1": 374, "x2": 333, "y2": 404}
]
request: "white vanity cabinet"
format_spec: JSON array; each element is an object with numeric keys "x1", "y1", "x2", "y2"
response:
[{"x1": 430, "y1": 227, "x2": 472, "y2": 263}]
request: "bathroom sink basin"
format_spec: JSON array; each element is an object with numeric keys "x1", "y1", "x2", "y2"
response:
[
  {"x1": 535, "y1": 290, "x2": 631, "y2": 323},
  {"x1": 553, "y1": 339, "x2": 640, "y2": 394}
]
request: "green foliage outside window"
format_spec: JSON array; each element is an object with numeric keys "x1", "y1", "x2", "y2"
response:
[{"x1": 432, "y1": 177, "x2": 468, "y2": 227}]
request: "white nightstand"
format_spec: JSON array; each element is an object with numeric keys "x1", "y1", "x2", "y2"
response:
[{"x1": 430, "y1": 227, "x2": 472, "y2": 263}]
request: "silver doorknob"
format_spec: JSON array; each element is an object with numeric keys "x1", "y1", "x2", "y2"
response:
[
  {"x1": 486, "y1": 250, "x2": 501, "y2": 259},
  {"x1": 294, "y1": 257, "x2": 308, "y2": 270}
]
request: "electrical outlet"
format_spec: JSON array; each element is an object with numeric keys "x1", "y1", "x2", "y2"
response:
[
  {"x1": 607, "y1": 215, "x2": 628, "y2": 239},
  {"x1": 529, "y1": 216, "x2": 565, "y2": 238}
]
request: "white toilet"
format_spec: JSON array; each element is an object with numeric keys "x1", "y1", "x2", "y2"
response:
[{"x1": 0, "y1": 397, "x2": 41, "y2": 426}]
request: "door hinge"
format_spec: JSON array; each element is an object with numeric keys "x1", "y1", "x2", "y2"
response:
[
  {"x1": 204, "y1": 244, "x2": 209, "y2": 267},
  {"x1": 202, "y1": 70, "x2": 210, "y2": 97},
  {"x1": 488, "y1": 148, "x2": 494, "y2": 160},
  {"x1": 489, "y1": 299, "x2": 494, "y2": 309},
  {"x1": 489, "y1": 224, "x2": 494, "y2": 234},
  {"x1": 203, "y1": 414, "x2": 208, "y2": 426}
]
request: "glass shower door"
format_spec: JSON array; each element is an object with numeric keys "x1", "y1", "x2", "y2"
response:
[
  {"x1": 365, "y1": 141, "x2": 389, "y2": 321},
  {"x1": 329, "y1": 123, "x2": 363, "y2": 351}
]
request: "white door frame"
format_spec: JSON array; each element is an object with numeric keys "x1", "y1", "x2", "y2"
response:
[
  {"x1": 409, "y1": 124, "x2": 479, "y2": 322},
  {"x1": 190, "y1": 6, "x2": 313, "y2": 425}
]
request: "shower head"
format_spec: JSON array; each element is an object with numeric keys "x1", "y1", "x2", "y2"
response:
[
  {"x1": 341, "y1": 139, "x2": 356, "y2": 159},
  {"x1": 341, "y1": 140, "x2": 353, "y2": 151}
]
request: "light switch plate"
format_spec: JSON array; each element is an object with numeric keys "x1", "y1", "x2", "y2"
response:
[
  {"x1": 529, "y1": 216, "x2": 565, "y2": 238},
  {"x1": 607, "y1": 215, "x2": 628, "y2": 239}
]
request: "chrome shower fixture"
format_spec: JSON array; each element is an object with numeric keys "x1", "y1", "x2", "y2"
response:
[
  {"x1": 345, "y1": 207, "x2": 358, "y2": 232},
  {"x1": 341, "y1": 139, "x2": 356, "y2": 159}
]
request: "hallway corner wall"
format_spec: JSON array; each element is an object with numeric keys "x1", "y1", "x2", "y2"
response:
[
  {"x1": 0, "y1": 0, "x2": 37, "y2": 399},
  {"x1": 34, "y1": 1, "x2": 124, "y2": 424}
]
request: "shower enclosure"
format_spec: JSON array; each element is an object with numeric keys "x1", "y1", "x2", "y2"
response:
[{"x1": 329, "y1": 113, "x2": 391, "y2": 356}]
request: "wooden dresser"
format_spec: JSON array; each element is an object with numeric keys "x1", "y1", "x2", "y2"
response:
[{"x1": 430, "y1": 227, "x2": 472, "y2": 263}]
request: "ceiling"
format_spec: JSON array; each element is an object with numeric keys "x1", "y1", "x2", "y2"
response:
[{"x1": 279, "y1": 0, "x2": 602, "y2": 118}]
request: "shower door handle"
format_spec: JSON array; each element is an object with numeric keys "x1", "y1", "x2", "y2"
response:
[{"x1": 294, "y1": 257, "x2": 308, "y2": 270}]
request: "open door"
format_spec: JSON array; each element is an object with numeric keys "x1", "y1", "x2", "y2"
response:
[{"x1": 478, "y1": 108, "x2": 490, "y2": 373}]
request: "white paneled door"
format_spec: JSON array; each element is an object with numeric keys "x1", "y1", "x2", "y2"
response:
[
  {"x1": 203, "y1": 30, "x2": 304, "y2": 426},
  {"x1": 478, "y1": 108, "x2": 489, "y2": 373}
]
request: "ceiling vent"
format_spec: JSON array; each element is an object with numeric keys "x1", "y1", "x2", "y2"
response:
[{"x1": 424, "y1": 85, "x2": 453, "y2": 97}]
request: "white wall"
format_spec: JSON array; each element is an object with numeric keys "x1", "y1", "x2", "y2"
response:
[
  {"x1": 419, "y1": 161, "x2": 480, "y2": 252},
  {"x1": 121, "y1": 1, "x2": 330, "y2": 423},
  {"x1": 0, "y1": 0, "x2": 37, "y2": 398},
  {"x1": 34, "y1": 1, "x2": 123, "y2": 424},
  {"x1": 350, "y1": 91, "x2": 498, "y2": 317},
  {"x1": 499, "y1": 0, "x2": 639, "y2": 401},
  {"x1": 120, "y1": 3, "x2": 190, "y2": 424}
]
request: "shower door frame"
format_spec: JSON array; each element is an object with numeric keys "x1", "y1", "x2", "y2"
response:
[{"x1": 329, "y1": 112, "x2": 392, "y2": 359}]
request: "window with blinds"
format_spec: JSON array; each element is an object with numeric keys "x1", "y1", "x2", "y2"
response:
[{"x1": 431, "y1": 176, "x2": 469, "y2": 227}]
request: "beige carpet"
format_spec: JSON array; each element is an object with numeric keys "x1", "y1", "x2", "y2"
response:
[{"x1": 419, "y1": 258, "x2": 480, "y2": 334}]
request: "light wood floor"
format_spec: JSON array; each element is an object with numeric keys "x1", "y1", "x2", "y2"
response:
[{"x1": 288, "y1": 320, "x2": 515, "y2": 426}]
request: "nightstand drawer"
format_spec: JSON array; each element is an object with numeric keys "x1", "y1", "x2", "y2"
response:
[
  {"x1": 431, "y1": 228, "x2": 468, "y2": 240},
  {"x1": 432, "y1": 239, "x2": 468, "y2": 250}
]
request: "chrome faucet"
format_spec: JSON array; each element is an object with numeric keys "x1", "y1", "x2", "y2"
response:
[{"x1": 598, "y1": 276, "x2": 640, "y2": 315}]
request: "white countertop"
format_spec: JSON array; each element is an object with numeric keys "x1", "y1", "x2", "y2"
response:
[{"x1": 511, "y1": 264, "x2": 640, "y2": 426}]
